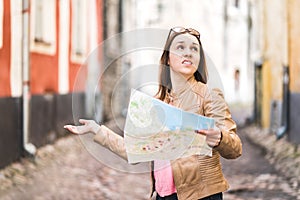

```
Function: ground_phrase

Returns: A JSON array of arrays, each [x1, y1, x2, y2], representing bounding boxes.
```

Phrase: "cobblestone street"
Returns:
[[222, 128, 300, 200], [0, 109, 300, 199], [1, 0, 300, 199], [0, 133, 150, 200]]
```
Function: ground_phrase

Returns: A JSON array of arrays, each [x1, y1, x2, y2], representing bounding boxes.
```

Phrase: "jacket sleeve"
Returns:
[[93, 125, 128, 161], [203, 87, 242, 159]]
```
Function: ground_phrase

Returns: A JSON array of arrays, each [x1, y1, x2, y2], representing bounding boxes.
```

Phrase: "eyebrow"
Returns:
[[176, 41, 199, 46]]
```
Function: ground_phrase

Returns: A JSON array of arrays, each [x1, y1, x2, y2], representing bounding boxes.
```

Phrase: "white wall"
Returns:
[[58, 0, 70, 94], [123, 0, 253, 104], [10, 0, 22, 97]]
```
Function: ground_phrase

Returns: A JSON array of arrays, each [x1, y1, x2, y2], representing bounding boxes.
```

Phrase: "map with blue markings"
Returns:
[[124, 89, 214, 163]]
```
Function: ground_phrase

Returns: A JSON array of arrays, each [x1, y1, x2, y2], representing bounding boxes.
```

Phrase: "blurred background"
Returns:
[[0, 0, 300, 199]]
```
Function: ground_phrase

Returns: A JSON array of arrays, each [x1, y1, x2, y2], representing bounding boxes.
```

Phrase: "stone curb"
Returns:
[[245, 125, 300, 191], [0, 135, 81, 193]]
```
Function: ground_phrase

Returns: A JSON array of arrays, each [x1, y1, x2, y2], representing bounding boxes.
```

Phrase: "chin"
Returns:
[[181, 70, 196, 77]]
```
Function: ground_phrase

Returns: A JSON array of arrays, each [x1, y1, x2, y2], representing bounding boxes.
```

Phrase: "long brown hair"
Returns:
[[156, 29, 208, 101]]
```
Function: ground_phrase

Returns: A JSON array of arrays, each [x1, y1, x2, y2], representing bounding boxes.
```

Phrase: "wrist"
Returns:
[[92, 124, 101, 135]]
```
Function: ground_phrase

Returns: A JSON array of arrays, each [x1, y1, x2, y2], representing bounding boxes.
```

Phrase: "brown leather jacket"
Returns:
[[94, 81, 242, 200]]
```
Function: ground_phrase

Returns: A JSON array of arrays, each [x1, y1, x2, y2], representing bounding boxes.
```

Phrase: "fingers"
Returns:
[[196, 130, 208, 135], [64, 124, 90, 135], [196, 129, 222, 147], [64, 125, 80, 134], [63, 125, 73, 130], [64, 119, 97, 135], [196, 129, 220, 136], [79, 119, 90, 125]]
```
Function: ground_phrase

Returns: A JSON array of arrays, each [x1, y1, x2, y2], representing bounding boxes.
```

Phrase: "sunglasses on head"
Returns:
[[168, 26, 200, 39]]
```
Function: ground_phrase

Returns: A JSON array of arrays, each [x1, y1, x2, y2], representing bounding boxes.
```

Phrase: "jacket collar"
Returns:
[[170, 76, 198, 98]]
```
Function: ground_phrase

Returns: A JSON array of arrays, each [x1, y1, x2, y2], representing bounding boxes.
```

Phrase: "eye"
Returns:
[[176, 44, 184, 50], [191, 46, 199, 52]]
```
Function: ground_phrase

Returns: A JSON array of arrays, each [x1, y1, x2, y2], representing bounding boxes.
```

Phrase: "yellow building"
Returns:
[[253, 0, 300, 143]]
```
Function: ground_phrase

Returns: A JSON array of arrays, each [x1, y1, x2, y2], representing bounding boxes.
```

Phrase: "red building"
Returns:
[[0, 0, 103, 168]]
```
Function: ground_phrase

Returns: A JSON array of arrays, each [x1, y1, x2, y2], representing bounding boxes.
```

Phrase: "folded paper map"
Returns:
[[124, 89, 214, 163]]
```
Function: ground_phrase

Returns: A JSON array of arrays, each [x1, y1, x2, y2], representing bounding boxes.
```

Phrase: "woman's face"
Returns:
[[168, 33, 200, 79]]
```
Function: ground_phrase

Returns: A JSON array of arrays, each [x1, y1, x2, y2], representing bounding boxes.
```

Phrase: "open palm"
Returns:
[[64, 119, 100, 135]]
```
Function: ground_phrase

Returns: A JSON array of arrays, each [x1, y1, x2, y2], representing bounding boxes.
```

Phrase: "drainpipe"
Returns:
[[22, 0, 36, 155], [276, 66, 289, 139], [253, 60, 262, 124]]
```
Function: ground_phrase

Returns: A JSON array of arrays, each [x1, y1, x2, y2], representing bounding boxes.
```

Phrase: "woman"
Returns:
[[64, 27, 242, 200]]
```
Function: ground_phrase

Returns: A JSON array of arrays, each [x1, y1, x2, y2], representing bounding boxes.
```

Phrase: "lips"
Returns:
[[182, 60, 192, 65]]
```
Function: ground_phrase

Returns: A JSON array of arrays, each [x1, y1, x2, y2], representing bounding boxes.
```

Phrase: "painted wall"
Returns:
[[287, 0, 300, 144], [254, 0, 300, 143], [0, 0, 103, 168], [255, 0, 288, 128], [288, 0, 300, 94], [0, 0, 11, 97]]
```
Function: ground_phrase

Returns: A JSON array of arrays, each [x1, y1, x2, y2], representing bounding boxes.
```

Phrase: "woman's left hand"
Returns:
[[196, 128, 222, 148]]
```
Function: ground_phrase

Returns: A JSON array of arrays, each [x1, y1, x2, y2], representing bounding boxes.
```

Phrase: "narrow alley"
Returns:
[[1, 1, 300, 200], [0, 109, 299, 200]]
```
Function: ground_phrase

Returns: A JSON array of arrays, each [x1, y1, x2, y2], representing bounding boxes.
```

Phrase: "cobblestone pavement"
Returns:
[[0, 107, 299, 199], [0, 132, 151, 200], [222, 128, 300, 200]]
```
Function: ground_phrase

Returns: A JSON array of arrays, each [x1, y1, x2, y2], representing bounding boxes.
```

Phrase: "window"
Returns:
[[0, 0, 3, 49], [71, 0, 87, 63], [235, 0, 240, 8], [30, 0, 56, 54]]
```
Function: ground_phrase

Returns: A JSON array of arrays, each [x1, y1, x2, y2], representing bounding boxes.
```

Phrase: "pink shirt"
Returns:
[[154, 160, 177, 197]]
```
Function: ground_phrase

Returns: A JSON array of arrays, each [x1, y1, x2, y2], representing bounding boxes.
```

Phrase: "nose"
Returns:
[[183, 49, 192, 58]]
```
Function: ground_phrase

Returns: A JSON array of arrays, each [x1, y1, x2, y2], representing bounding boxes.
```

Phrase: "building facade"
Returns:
[[0, 0, 103, 168], [252, 0, 300, 143]]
